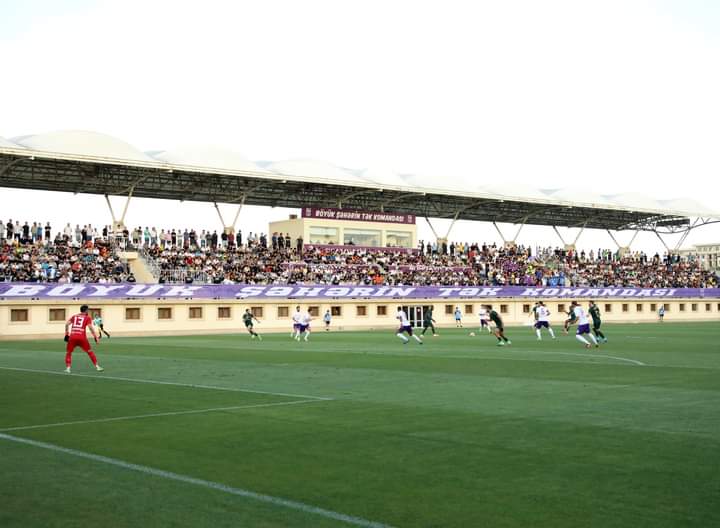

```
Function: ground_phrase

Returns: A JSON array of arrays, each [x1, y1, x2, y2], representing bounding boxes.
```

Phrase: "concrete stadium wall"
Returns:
[[1, 297, 719, 340]]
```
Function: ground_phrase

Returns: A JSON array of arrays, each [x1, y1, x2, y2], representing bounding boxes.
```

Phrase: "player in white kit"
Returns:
[[571, 301, 599, 348], [534, 301, 556, 340], [396, 307, 423, 345], [298, 310, 312, 341], [477, 306, 492, 334], [291, 306, 303, 339]]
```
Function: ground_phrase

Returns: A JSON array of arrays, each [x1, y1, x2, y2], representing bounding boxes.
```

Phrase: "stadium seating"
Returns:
[[1, 222, 716, 287], [0, 226, 132, 283]]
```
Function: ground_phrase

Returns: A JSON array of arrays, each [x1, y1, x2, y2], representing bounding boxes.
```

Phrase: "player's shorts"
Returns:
[[495, 326, 504, 333], [576, 323, 591, 335], [423, 321, 433, 328], [293, 323, 301, 330], [324, 321, 330, 326], [66, 336, 91, 353], [480, 319, 488, 326], [455, 317, 461, 321], [592, 321, 601, 330], [398, 325, 413, 335], [534, 321, 549, 329], [244, 322, 253, 328], [299, 324, 309, 332]]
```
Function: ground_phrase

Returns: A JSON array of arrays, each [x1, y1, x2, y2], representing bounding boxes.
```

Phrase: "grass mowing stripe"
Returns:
[[0, 399, 329, 432], [0, 433, 394, 528], [0, 366, 334, 401]]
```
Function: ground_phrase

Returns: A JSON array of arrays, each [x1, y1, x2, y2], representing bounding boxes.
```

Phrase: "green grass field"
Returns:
[[1, 322, 719, 528]]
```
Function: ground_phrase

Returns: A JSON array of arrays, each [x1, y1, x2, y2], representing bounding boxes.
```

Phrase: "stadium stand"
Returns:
[[1, 221, 716, 287], [0, 221, 132, 283]]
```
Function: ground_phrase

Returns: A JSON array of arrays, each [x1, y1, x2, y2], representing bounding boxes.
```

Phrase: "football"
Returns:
[[469, 332, 476, 336]]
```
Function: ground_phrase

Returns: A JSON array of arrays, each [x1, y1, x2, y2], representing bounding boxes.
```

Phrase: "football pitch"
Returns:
[[1, 322, 719, 528]]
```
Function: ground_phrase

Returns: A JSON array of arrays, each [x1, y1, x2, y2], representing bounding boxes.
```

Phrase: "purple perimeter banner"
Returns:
[[1, 283, 719, 299], [301, 207, 415, 225]]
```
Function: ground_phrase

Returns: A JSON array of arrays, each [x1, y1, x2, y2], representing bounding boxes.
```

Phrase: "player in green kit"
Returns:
[[242, 309, 262, 340], [421, 306, 438, 336], [93, 314, 110, 339], [563, 307, 577, 334], [486, 305, 511, 346], [588, 301, 607, 343]]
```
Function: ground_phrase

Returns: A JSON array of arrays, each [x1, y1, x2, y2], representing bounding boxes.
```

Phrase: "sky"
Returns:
[[1, 0, 719, 252]]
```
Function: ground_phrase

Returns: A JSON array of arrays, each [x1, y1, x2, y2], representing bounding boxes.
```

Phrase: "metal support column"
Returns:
[[105, 189, 133, 232], [493, 222, 508, 244], [553, 226, 567, 246], [606, 229, 622, 249], [653, 230, 671, 252], [444, 211, 461, 240]]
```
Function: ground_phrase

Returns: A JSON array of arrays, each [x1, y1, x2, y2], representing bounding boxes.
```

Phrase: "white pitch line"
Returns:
[[0, 399, 327, 433], [340, 349, 646, 366], [0, 433, 394, 528], [0, 366, 333, 401], [518, 350, 646, 366]]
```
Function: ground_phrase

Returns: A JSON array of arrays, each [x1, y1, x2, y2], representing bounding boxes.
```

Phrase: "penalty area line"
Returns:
[[0, 366, 333, 401], [0, 399, 328, 433], [0, 433, 394, 528]]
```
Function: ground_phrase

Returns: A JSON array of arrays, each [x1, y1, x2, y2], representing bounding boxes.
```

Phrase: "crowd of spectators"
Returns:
[[143, 234, 717, 288], [2, 219, 716, 287], [0, 220, 133, 283]]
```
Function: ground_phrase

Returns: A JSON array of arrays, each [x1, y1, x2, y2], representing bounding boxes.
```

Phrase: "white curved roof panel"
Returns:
[[482, 183, 553, 203], [546, 188, 618, 209], [605, 192, 664, 213], [0, 137, 24, 149], [151, 145, 265, 173], [658, 198, 718, 217], [358, 167, 410, 188], [267, 159, 370, 185], [12, 130, 155, 163]]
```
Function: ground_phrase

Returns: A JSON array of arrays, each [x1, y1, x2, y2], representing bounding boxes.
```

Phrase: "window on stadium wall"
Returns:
[[344, 228, 380, 247], [309, 226, 339, 245], [10, 308, 29, 322], [49, 308, 66, 322], [386, 230, 412, 248]]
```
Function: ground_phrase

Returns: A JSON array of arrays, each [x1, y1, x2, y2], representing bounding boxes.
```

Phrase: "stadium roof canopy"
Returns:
[[1, 130, 718, 233]]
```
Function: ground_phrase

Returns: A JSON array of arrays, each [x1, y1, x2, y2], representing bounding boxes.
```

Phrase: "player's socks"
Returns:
[[535, 329, 541, 340], [257, 335, 262, 341], [505, 339, 511, 345], [549, 328, 555, 338], [396, 333, 409, 343], [588, 334, 598, 346], [87, 350, 98, 365], [575, 335, 590, 346], [412, 335, 422, 343], [64, 367, 71, 373]]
